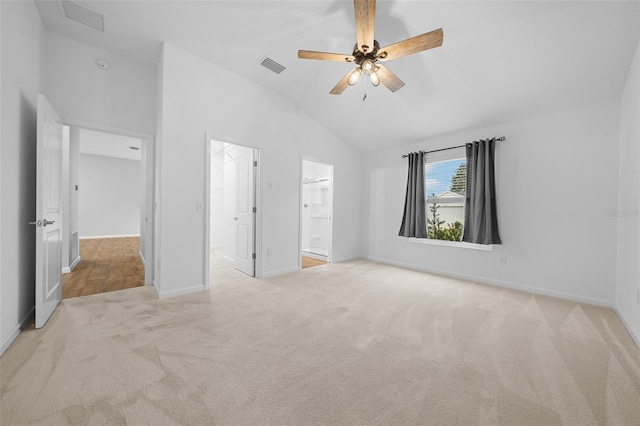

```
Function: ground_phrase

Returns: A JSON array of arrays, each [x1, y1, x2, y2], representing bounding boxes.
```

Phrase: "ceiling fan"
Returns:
[[298, 0, 443, 95]]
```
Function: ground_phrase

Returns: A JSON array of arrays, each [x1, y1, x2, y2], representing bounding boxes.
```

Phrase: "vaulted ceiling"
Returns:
[[35, 1, 640, 153]]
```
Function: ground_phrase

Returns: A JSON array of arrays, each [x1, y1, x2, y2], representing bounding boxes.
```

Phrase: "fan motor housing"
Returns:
[[352, 40, 381, 64]]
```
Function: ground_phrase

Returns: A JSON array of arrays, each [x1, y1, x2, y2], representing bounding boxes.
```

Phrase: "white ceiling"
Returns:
[[36, 1, 640, 153], [78, 128, 142, 161]]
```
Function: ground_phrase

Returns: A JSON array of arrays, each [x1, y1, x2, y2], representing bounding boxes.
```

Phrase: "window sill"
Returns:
[[408, 238, 493, 251]]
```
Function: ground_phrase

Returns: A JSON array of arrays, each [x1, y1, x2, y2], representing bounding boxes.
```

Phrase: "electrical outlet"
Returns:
[[498, 256, 507, 265], [267, 249, 272, 257], [196, 202, 204, 212]]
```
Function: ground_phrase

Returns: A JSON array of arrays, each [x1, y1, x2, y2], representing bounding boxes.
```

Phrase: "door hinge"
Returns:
[[252, 253, 256, 259], [253, 160, 258, 167], [252, 207, 257, 213]]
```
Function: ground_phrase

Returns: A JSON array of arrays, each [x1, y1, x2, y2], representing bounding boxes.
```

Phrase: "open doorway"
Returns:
[[61, 125, 154, 298], [206, 139, 259, 284], [300, 159, 333, 269]]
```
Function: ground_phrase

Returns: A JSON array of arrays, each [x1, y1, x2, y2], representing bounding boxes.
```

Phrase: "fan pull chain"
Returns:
[[362, 78, 367, 101]]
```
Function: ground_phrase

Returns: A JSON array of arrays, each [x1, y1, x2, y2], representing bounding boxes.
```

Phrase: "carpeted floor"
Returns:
[[1, 257, 639, 425]]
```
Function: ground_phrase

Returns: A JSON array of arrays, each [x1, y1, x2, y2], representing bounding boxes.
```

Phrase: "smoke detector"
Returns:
[[96, 59, 110, 70]]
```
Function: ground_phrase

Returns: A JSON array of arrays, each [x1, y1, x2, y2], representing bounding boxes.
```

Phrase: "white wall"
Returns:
[[78, 153, 141, 238], [0, 0, 44, 355], [155, 43, 362, 298], [209, 141, 224, 249], [153, 48, 164, 291], [69, 127, 80, 262], [44, 31, 156, 134], [140, 138, 154, 268], [615, 40, 640, 346], [221, 145, 244, 262], [0, 0, 3, 350], [363, 101, 620, 306], [302, 160, 330, 181], [61, 126, 70, 268]]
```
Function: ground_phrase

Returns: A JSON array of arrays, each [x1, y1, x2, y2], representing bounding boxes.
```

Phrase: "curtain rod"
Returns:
[[401, 137, 506, 158]]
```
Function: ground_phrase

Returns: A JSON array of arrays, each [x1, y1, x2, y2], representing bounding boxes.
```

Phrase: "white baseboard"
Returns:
[[138, 251, 145, 265], [365, 256, 615, 309], [0, 307, 35, 357], [62, 255, 81, 274], [158, 284, 205, 299], [79, 234, 140, 240], [262, 266, 300, 278], [223, 255, 234, 264], [614, 308, 640, 350]]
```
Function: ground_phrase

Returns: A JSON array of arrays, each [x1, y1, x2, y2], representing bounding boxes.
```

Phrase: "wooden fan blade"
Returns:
[[354, 0, 376, 54], [377, 28, 444, 62], [376, 64, 405, 93], [329, 69, 357, 95], [298, 50, 355, 63]]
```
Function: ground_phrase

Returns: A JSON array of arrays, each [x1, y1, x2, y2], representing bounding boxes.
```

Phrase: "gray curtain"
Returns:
[[398, 152, 428, 238], [462, 139, 502, 245]]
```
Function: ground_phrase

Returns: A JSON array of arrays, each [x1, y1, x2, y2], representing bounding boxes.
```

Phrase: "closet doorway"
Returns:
[[207, 140, 259, 279], [300, 159, 333, 269]]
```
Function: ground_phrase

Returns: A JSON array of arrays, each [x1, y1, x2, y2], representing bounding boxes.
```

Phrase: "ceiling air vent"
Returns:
[[60, 0, 105, 32], [260, 57, 286, 74]]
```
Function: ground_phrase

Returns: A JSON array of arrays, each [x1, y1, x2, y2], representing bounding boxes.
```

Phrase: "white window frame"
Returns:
[[417, 147, 492, 251]]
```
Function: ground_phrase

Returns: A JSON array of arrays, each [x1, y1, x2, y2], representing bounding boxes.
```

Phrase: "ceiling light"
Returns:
[[348, 68, 362, 86], [361, 59, 375, 75], [370, 70, 380, 87]]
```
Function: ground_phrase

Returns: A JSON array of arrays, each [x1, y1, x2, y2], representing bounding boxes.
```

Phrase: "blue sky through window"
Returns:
[[425, 158, 465, 197]]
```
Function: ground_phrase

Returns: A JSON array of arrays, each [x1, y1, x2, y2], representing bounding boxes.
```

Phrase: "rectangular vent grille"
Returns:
[[260, 57, 286, 74], [71, 231, 79, 260], [61, 0, 105, 32]]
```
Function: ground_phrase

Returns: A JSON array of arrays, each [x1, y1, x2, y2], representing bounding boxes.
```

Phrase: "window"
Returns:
[[425, 149, 466, 241]]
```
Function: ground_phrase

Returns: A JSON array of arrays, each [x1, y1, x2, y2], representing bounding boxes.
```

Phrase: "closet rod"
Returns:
[[401, 137, 505, 158], [302, 178, 330, 184]]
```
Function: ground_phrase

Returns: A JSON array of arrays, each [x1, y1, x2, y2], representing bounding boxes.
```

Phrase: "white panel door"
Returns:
[[34, 95, 63, 328], [235, 149, 255, 276]]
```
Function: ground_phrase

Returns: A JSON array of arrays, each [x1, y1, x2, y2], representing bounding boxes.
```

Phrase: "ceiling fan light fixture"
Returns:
[[370, 70, 380, 86], [361, 59, 375, 75], [348, 68, 362, 86]]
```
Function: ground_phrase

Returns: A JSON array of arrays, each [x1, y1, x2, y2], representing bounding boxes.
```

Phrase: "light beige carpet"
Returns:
[[1, 257, 639, 425]]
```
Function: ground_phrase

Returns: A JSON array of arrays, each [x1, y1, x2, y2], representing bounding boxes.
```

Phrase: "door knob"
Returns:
[[28, 219, 55, 227], [233, 217, 238, 221]]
